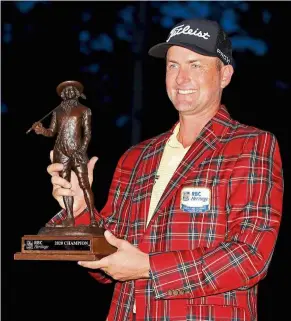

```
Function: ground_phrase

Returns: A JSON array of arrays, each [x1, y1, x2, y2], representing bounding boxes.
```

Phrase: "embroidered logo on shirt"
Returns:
[[180, 187, 211, 213]]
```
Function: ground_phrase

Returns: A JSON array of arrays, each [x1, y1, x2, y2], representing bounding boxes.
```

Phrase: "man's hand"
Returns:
[[47, 150, 98, 216], [78, 230, 150, 281]]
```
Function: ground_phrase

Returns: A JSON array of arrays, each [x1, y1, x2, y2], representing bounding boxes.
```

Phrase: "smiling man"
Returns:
[[47, 19, 284, 321]]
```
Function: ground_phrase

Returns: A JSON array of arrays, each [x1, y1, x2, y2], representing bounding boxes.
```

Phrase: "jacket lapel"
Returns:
[[132, 131, 171, 235], [145, 105, 231, 230], [154, 124, 219, 213]]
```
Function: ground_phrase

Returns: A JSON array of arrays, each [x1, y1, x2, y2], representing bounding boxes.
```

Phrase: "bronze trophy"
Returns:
[[14, 80, 116, 261]]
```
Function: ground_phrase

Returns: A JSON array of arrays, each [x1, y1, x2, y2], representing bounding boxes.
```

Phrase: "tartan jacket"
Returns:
[[50, 105, 283, 321]]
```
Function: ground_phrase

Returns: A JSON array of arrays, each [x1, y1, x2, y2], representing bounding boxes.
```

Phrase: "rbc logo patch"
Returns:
[[180, 187, 211, 213], [182, 191, 190, 201]]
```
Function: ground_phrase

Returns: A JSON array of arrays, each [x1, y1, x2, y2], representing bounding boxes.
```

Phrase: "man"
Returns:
[[47, 19, 283, 321], [33, 80, 97, 227]]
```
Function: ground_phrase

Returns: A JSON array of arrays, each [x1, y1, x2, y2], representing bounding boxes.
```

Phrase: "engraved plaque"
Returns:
[[14, 232, 116, 261]]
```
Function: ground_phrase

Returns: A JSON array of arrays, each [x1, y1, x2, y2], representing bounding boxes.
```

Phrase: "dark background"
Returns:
[[2, 1, 290, 320]]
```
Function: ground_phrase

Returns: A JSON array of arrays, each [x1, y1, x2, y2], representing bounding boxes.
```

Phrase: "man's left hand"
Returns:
[[78, 230, 150, 281]]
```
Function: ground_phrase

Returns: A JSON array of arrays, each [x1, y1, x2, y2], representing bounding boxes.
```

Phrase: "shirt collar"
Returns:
[[167, 105, 232, 142], [167, 123, 188, 149]]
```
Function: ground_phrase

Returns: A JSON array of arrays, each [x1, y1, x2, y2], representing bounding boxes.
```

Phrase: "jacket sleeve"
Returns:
[[149, 132, 284, 299], [94, 147, 139, 238]]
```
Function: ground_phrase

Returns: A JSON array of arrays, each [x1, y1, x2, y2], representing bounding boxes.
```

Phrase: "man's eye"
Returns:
[[192, 64, 201, 69], [168, 64, 178, 69]]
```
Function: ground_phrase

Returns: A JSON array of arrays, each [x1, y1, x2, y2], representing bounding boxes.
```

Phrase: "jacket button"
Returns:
[[167, 290, 173, 296], [179, 289, 185, 295], [173, 290, 179, 296]]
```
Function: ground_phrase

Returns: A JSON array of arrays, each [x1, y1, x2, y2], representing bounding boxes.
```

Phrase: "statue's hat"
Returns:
[[56, 80, 84, 96]]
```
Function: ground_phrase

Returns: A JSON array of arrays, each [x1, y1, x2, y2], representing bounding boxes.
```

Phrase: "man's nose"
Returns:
[[176, 68, 191, 85]]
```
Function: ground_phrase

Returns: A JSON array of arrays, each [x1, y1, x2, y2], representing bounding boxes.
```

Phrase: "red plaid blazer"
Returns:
[[50, 105, 283, 321]]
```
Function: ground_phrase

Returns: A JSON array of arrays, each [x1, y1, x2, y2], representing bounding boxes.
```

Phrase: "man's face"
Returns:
[[64, 86, 77, 99], [166, 46, 233, 116]]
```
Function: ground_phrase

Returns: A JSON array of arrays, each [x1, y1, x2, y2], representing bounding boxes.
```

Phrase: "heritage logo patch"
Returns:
[[180, 187, 211, 213]]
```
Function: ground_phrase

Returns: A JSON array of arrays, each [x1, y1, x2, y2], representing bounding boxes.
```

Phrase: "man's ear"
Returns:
[[220, 65, 234, 89]]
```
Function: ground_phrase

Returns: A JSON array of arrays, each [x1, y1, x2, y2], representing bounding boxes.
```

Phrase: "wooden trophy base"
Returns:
[[14, 225, 116, 261]]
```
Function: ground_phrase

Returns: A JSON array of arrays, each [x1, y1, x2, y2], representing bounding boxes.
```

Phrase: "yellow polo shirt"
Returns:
[[133, 123, 190, 314], [146, 123, 190, 226]]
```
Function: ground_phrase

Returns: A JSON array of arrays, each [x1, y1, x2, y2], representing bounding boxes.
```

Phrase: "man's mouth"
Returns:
[[177, 89, 196, 94]]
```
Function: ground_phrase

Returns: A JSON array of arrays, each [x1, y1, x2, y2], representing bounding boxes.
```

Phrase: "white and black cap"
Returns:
[[148, 18, 233, 65]]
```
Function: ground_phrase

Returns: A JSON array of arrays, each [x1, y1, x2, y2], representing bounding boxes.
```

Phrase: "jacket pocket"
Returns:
[[186, 304, 246, 321]]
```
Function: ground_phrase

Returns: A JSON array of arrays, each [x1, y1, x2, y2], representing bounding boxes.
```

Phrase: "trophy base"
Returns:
[[38, 225, 107, 236], [14, 226, 116, 261], [14, 252, 98, 261]]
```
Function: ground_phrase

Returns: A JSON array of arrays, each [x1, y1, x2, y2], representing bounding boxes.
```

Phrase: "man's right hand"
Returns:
[[47, 151, 98, 217]]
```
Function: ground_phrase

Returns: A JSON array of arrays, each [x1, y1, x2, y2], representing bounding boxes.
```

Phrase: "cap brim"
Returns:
[[148, 41, 217, 59]]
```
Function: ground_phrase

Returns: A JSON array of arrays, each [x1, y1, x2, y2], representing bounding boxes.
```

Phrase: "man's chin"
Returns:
[[174, 102, 193, 112]]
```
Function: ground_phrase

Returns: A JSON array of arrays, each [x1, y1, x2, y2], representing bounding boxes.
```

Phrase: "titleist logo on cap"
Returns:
[[166, 24, 211, 42]]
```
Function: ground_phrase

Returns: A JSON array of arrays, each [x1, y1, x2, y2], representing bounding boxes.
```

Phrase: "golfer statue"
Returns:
[[31, 80, 97, 228]]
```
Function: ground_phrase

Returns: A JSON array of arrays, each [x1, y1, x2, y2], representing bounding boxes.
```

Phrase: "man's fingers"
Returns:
[[50, 150, 54, 163], [53, 186, 75, 197], [88, 156, 98, 172], [104, 230, 120, 249], [47, 163, 64, 177], [51, 176, 71, 189], [78, 256, 108, 269]]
